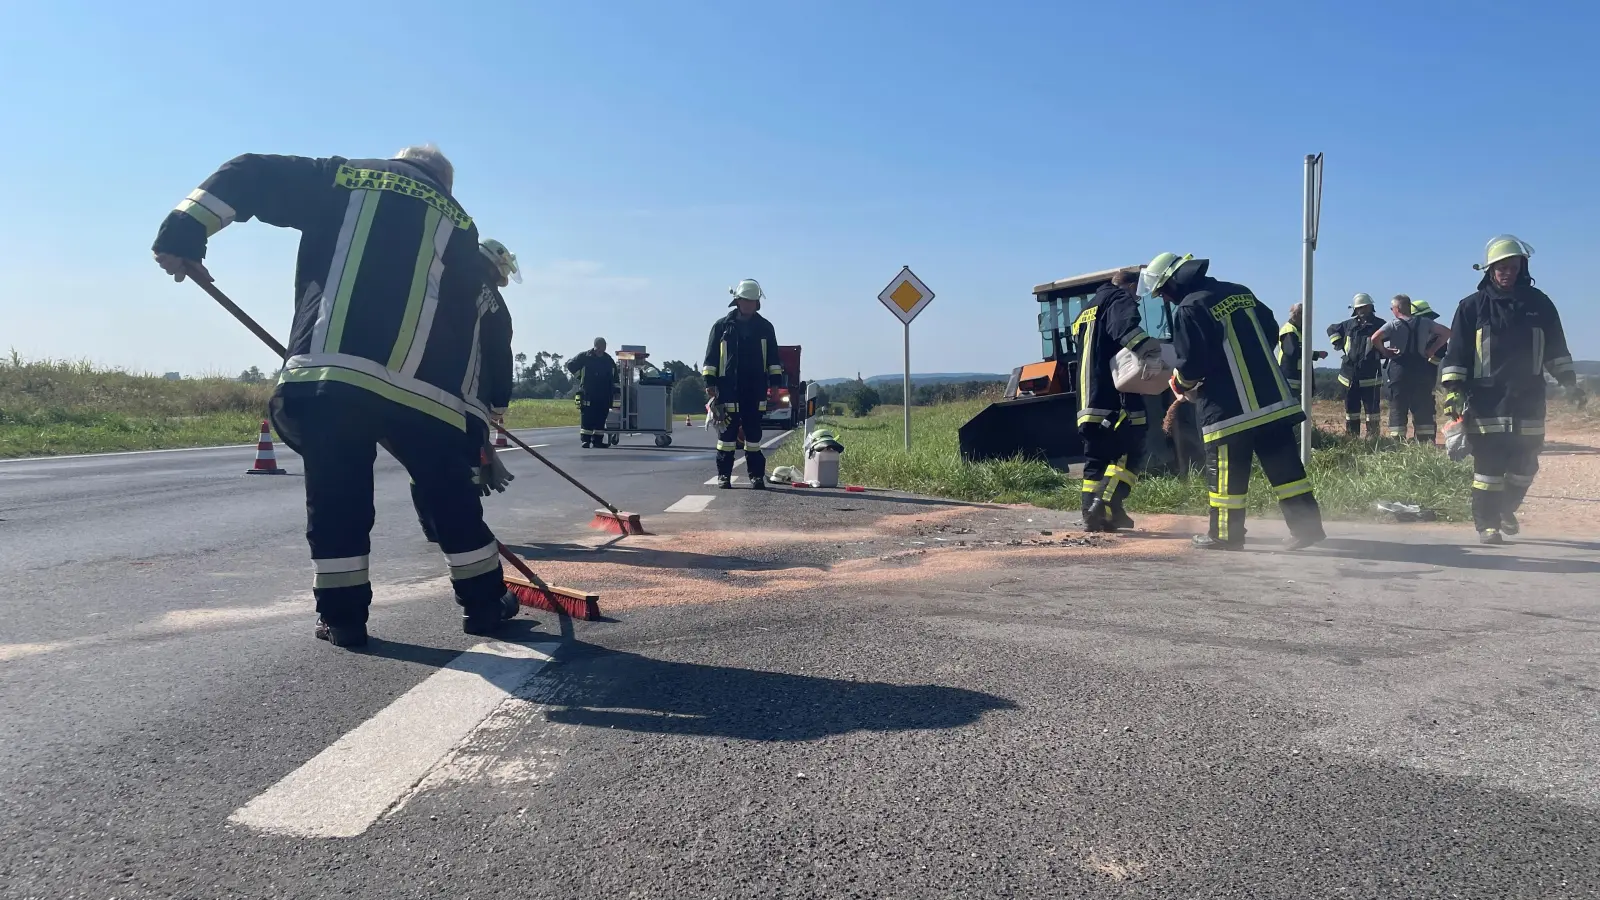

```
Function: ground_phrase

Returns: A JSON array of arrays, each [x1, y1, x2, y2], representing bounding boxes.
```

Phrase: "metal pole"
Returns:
[[903, 322, 912, 451], [1299, 153, 1322, 464]]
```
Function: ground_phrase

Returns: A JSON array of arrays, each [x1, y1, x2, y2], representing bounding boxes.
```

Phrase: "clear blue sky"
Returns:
[[3, 0, 1595, 380]]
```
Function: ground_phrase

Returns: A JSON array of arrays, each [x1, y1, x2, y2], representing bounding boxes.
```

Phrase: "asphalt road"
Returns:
[[3, 431, 1599, 898]]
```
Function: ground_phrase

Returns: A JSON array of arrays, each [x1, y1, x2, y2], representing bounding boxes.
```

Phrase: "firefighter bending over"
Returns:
[[567, 338, 617, 448], [1442, 235, 1585, 544], [1073, 268, 1152, 532], [703, 279, 784, 489], [151, 145, 519, 647], [1328, 294, 1386, 436], [1371, 293, 1449, 444], [1143, 253, 1326, 551]]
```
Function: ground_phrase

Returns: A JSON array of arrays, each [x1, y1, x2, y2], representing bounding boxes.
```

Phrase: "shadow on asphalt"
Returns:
[[505, 541, 816, 573], [358, 629, 1017, 742], [1542, 440, 1600, 455], [1313, 537, 1600, 576]]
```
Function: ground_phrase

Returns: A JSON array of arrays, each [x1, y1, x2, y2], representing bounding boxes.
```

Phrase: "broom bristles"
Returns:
[[589, 509, 645, 535], [504, 574, 602, 620]]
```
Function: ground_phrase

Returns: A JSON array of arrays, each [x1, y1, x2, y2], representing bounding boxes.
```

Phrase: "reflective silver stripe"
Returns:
[[283, 352, 469, 416], [314, 191, 369, 353], [1440, 366, 1468, 381], [445, 542, 498, 568], [1532, 328, 1545, 376], [449, 555, 501, 581], [1507, 473, 1536, 487], [461, 312, 483, 404], [313, 555, 369, 574], [314, 570, 370, 589], [187, 188, 236, 225], [401, 214, 457, 377]]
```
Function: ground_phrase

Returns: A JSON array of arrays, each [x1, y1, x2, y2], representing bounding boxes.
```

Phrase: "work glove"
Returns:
[[1442, 390, 1465, 420], [1312, 350, 1329, 361], [475, 443, 515, 496]]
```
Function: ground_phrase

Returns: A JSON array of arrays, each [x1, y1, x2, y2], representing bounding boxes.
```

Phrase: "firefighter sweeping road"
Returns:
[[3, 422, 1600, 896]]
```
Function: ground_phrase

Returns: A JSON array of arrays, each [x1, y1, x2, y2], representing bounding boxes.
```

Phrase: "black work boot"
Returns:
[[717, 475, 732, 489], [1108, 503, 1135, 531], [462, 592, 520, 636], [1083, 498, 1114, 533], [1478, 528, 1505, 546], [749, 476, 766, 490], [314, 617, 368, 648], [1500, 512, 1521, 536]]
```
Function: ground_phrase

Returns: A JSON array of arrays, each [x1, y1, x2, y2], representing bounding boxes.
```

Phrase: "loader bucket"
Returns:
[[958, 393, 1083, 469]]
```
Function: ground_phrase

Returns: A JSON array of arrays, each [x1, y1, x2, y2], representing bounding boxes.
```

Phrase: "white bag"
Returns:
[[1112, 342, 1177, 395]]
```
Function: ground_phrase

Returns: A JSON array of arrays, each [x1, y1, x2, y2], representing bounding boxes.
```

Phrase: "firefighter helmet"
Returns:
[[1138, 253, 1193, 299], [1473, 234, 1534, 271], [1411, 299, 1438, 320], [1351, 293, 1374, 310], [729, 278, 764, 306], [479, 239, 521, 284]]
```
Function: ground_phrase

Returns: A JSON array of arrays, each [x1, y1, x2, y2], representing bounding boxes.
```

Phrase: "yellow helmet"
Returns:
[[1472, 234, 1533, 271], [1138, 252, 1192, 299]]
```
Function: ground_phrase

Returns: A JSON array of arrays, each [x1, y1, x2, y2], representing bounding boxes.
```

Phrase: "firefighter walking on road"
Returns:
[[1073, 268, 1153, 532], [1328, 294, 1386, 436], [1442, 235, 1585, 544], [703, 279, 784, 489], [1142, 252, 1326, 551], [1371, 294, 1450, 444], [151, 145, 519, 647], [566, 338, 616, 449]]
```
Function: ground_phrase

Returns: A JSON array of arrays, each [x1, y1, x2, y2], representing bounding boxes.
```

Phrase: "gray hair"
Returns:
[[1392, 293, 1412, 314], [593, 337, 607, 349], [392, 144, 454, 192]]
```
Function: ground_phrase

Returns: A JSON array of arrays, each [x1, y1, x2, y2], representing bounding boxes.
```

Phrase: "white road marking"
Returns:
[[0, 429, 567, 465], [228, 638, 561, 839], [495, 444, 548, 453], [664, 494, 714, 513], [701, 429, 793, 485]]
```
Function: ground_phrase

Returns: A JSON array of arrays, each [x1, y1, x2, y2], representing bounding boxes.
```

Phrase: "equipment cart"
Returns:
[[603, 345, 677, 447]]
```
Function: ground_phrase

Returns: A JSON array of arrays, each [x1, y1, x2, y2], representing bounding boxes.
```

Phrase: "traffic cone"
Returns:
[[246, 419, 286, 475], [685, 414, 692, 427], [494, 429, 509, 448]]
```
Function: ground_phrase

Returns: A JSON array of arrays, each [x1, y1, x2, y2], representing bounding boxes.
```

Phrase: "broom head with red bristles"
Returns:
[[589, 508, 646, 535], [504, 573, 602, 620]]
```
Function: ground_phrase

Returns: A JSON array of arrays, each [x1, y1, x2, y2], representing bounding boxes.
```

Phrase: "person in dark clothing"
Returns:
[[1141, 252, 1326, 551], [1073, 268, 1153, 531], [703, 278, 784, 488], [1371, 293, 1450, 444], [1276, 302, 1328, 402], [1441, 235, 1585, 544], [151, 144, 518, 648], [1327, 294, 1386, 436], [566, 338, 617, 448], [413, 239, 519, 542]]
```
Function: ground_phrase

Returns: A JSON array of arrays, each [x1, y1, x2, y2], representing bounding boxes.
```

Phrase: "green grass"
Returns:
[[0, 356, 580, 458], [773, 399, 1475, 521]]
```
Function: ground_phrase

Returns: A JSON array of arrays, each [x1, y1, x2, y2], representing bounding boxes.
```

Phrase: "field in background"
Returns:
[[0, 358, 577, 458], [773, 399, 1478, 521]]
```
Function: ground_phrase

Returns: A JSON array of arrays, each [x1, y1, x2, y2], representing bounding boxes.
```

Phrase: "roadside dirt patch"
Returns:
[[1522, 426, 1600, 534]]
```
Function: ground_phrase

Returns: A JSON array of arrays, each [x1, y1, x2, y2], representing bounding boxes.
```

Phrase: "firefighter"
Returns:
[[1142, 252, 1326, 551], [1327, 294, 1386, 436], [1370, 294, 1450, 444], [703, 278, 784, 489], [1441, 235, 1585, 544], [152, 145, 519, 647], [413, 238, 519, 542], [1276, 302, 1328, 402], [1073, 268, 1152, 531], [566, 338, 616, 448]]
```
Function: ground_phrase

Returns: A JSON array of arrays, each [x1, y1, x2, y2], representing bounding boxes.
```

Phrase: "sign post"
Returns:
[[877, 266, 935, 451], [1300, 153, 1324, 465]]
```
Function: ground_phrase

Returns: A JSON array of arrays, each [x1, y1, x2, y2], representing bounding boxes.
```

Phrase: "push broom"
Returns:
[[491, 427, 646, 536], [181, 265, 602, 619]]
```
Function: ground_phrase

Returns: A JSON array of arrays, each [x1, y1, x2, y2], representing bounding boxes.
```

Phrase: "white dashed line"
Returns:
[[664, 495, 715, 513], [228, 639, 560, 839]]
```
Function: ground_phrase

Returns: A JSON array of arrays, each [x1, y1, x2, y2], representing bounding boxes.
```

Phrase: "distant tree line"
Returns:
[[509, 350, 710, 414]]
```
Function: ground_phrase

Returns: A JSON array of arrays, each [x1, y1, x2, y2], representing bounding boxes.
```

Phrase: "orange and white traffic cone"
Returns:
[[246, 419, 286, 475], [685, 414, 692, 427], [494, 429, 509, 448]]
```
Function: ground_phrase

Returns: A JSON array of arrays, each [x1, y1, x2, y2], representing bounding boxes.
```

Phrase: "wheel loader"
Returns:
[[957, 266, 1204, 475]]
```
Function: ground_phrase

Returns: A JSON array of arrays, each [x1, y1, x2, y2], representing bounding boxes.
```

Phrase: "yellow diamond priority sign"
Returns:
[[878, 266, 934, 325]]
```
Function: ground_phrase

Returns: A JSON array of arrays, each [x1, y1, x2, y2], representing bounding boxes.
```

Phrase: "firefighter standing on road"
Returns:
[[1073, 268, 1153, 532], [703, 279, 784, 489], [151, 145, 519, 648], [1328, 294, 1386, 436], [566, 338, 616, 449], [1441, 235, 1585, 544], [1143, 252, 1327, 551], [413, 239, 519, 541], [1276, 302, 1328, 403], [1370, 294, 1450, 444]]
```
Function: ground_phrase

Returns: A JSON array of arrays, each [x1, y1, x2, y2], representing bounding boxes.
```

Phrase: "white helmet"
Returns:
[[1138, 252, 1192, 299], [729, 278, 764, 305], [479, 239, 521, 284], [1351, 292, 1374, 310]]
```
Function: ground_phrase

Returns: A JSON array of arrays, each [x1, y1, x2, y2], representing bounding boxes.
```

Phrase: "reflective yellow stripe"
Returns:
[[1122, 329, 1150, 351], [1338, 373, 1351, 387], [324, 191, 382, 353], [1474, 327, 1488, 380], [720, 340, 728, 381], [716, 440, 739, 451], [1273, 478, 1312, 500], [333, 165, 471, 229], [277, 364, 466, 430], [1202, 402, 1303, 443], [1472, 475, 1505, 492], [175, 198, 223, 236], [388, 205, 444, 369], [1208, 491, 1247, 509], [701, 365, 718, 377]]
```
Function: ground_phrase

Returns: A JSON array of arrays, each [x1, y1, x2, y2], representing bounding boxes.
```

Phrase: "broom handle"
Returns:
[[185, 266, 289, 360], [494, 426, 620, 515], [497, 542, 550, 589]]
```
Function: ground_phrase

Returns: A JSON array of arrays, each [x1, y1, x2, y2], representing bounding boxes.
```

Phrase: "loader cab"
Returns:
[[1030, 267, 1172, 394]]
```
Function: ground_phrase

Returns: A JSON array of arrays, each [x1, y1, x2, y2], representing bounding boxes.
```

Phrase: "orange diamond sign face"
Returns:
[[878, 267, 934, 325]]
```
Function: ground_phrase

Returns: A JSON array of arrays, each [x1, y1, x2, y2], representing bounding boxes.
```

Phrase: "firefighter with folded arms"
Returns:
[[151, 145, 520, 647], [1370, 293, 1450, 444], [413, 238, 519, 542], [1142, 252, 1327, 551], [703, 279, 784, 489], [1073, 268, 1153, 532], [566, 338, 617, 449], [1327, 293, 1386, 436], [1441, 235, 1585, 544]]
